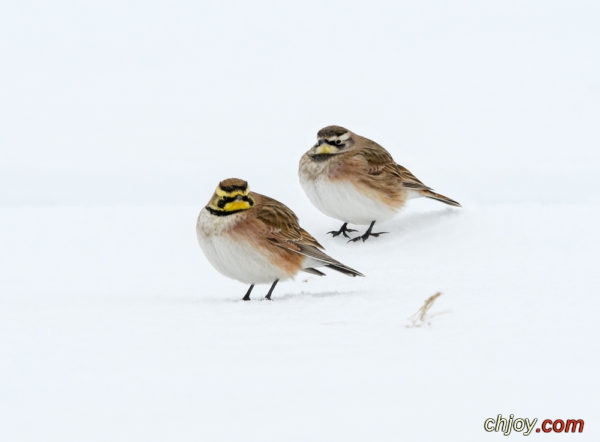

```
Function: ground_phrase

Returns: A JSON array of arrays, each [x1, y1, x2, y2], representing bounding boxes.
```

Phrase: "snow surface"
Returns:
[[2, 201, 599, 441], [1, 1, 600, 441]]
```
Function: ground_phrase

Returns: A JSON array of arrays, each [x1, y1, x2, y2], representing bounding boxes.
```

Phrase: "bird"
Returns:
[[299, 125, 461, 242], [196, 178, 364, 300]]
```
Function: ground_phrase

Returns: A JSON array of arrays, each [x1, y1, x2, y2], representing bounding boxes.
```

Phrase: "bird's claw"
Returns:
[[347, 231, 389, 243], [327, 223, 357, 238]]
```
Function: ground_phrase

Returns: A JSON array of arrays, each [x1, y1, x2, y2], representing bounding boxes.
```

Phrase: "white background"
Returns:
[[1, 1, 599, 440]]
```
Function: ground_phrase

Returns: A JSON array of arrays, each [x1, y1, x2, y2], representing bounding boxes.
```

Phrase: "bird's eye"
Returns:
[[335, 139, 342, 145]]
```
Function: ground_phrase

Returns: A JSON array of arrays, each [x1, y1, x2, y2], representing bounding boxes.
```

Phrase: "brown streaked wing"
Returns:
[[253, 193, 323, 249], [353, 140, 433, 191], [355, 139, 396, 171], [347, 138, 404, 179], [253, 193, 364, 277], [395, 164, 432, 191]]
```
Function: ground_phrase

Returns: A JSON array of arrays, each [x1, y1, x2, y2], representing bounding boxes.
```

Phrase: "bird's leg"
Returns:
[[327, 222, 357, 238], [242, 284, 254, 301], [348, 221, 388, 242], [264, 279, 279, 300]]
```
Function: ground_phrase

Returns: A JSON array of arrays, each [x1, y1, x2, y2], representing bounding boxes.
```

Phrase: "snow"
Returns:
[[2, 200, 598, 440], [1, 1, 599, 441]]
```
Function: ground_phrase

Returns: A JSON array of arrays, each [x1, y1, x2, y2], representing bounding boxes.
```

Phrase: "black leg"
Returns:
[[264, 279, 279, 300], [242, 284, 254, 301], [348, 220, 388, 242], [327, 222, 357, 238]]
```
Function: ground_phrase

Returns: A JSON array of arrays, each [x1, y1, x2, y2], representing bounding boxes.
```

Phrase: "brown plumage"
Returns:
[[197, 178, 363, 300], [245, 192, 363, 277], [299, 126, 461, 241]]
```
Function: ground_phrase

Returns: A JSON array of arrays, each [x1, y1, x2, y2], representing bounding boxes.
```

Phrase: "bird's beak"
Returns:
[[315, 143, 338, 155]]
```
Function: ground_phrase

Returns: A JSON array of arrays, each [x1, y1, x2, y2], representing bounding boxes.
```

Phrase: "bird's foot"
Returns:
[[327, 222, 357, 239], [347, 230, 388, 243], [347, 221, 388, 242]]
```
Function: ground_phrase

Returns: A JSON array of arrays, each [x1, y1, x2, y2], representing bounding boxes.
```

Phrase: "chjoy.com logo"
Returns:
[[484, 414, 584, 436]]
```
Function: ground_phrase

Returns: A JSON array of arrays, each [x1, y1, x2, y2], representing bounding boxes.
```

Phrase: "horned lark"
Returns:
[[299, 125, 461, 242], [196, 178, 363, 300]]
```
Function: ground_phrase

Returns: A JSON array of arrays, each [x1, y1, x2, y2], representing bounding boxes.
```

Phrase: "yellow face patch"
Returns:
[[222, 200, 252, 212], [315, 144, 339, 155]]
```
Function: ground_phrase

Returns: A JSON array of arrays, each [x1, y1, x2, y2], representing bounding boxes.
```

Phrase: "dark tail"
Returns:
[[420, 189, 461, 207], [292, 243, 365, 277], [325, 263, 364, 277]]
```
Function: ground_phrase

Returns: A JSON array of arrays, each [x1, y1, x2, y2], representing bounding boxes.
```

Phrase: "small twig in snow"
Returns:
[[406, 292, 443, 328]]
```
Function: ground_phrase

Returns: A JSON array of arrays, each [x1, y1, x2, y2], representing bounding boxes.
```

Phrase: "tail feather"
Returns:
[[420, 189, 461, 207], [269, 238, 364, 278], [396, 164, 461, 207], [302, 267, 326, 276], [294, 243, 364, 277], [324, 263, 364, 277]]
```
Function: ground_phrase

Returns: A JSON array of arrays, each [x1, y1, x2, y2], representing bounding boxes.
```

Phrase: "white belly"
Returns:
[[299, 177, 398, 225], [196, 209, 296, 284]]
